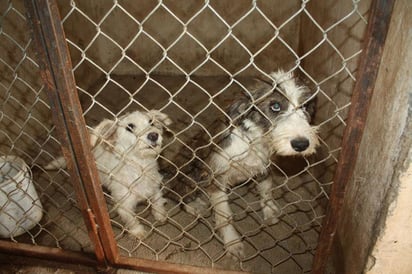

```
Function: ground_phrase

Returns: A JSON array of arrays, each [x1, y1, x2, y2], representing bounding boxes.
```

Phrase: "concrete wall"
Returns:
[[337, 0, 412, 273], [59, 0, 301, 89], [300, 0, 371, 165], [0, 1, 51, 161], [366, 159, 412, 274]]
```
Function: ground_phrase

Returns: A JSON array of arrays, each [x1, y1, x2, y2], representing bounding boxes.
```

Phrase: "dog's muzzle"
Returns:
[[270, 110, 319, 156], [147, 132, 160, 147]]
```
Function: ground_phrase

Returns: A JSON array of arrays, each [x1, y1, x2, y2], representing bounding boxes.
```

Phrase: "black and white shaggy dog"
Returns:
[[186, 69, 319, 258]]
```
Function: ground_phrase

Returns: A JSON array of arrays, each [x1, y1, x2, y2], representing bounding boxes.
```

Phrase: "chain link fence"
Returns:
[[0, 0, 92, 252], [1, 0, 370, 272]]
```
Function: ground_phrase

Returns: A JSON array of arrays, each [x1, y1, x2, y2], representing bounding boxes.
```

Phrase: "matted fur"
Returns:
[[45, 110, 172, 238], [186, 69, 320, 259]]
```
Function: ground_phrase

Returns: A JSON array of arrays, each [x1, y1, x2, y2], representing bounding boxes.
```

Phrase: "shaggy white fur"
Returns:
[[45, 110, 172, 238]]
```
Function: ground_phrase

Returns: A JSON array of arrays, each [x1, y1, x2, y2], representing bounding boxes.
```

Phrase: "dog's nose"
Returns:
[[147, 132, 159, 142], [291, 138, 310, 152]]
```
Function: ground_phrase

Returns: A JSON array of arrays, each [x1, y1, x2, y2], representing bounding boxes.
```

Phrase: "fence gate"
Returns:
[[0, 0, 394, 273]]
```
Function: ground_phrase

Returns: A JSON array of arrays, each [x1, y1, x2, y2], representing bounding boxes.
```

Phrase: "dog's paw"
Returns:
[[153, 209, 167, 223], [262, 201, 280, 225], [152, 198, 168, 223], [264, 214, 279, 225], [184, 197, 210, 216], [128, 224, 147, 239], [221, 225, 244, 260], [154, 212, 167, 223], [225, 241, 245, 260]]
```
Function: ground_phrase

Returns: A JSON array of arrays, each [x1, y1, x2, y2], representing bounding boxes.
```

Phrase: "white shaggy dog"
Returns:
[[45, 110, 172, 238], [188, 70, 320, 258]]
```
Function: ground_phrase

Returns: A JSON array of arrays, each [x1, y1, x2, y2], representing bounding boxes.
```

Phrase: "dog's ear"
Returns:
[[89, 119, 117, 148], [149, 110, 173, 127], [304, 95, 317, 123], [227, 100, 251, 123], [251, 77, 275, 97], [294, 75, 317, 122], [253, 76, 274, 88]]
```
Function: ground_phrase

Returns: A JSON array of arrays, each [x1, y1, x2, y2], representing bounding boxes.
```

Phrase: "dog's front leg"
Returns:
[[150, 191, 168, 223], [257, 175, 280, 224], [112, 190, 146, 239], [210, 186, 244, 259]]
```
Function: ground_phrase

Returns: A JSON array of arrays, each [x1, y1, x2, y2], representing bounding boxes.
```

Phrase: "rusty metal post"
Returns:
[[0, 241, 97, 266], [312, 0, 395, 273], [24, 0, 119, 268]]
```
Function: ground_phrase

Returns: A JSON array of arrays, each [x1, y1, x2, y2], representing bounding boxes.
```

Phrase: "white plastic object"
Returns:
[[0, 155, 43, 238]]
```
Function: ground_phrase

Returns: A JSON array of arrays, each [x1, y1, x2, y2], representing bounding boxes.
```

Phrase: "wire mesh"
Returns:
[[58, 0, 369, 272], [1, 0, 370, 273], [0, 0, 92, 253]]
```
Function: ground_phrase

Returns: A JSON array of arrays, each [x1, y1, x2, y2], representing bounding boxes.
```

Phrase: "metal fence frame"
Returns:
[[0, 0, 394, 273]]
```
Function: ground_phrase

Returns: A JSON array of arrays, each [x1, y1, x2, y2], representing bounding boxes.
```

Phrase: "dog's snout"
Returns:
[[291, 138, 310, 152], [147, 132, 159, 142]]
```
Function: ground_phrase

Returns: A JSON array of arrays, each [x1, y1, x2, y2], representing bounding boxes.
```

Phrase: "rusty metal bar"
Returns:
[[116, 256, 248, 274], [24, 0, 118, 267], [311, 0, 395, 273], [0, 241, 97, 266]]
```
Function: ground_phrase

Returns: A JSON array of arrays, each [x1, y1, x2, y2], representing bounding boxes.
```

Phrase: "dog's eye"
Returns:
[[148, 119, 154, 126], [270, 102, 281, 112], [126, 123, 135, 132]]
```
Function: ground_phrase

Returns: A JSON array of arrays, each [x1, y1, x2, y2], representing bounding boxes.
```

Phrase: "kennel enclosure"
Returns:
[[0, 0, 396, 273]]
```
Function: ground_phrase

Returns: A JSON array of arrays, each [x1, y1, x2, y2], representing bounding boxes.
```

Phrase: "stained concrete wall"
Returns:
[[0, 1, 51, 160], [300, 0, 371, 187], [366, 158, 412, 274], [59, 0, 301, 86], [336, 0, 412, 273]]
